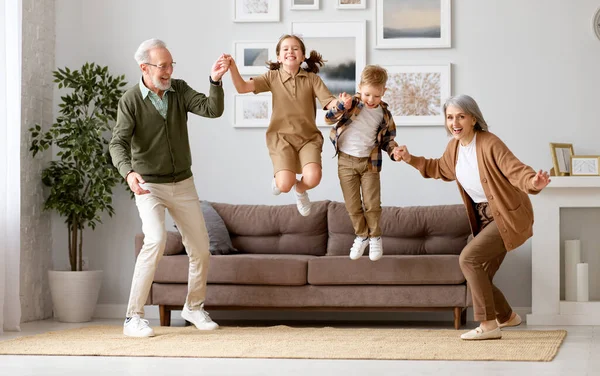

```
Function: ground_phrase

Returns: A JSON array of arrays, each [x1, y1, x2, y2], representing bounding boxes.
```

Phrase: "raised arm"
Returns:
[[492, 138, 549, 194], [397, 142, 457, 182], [227, 56, 255, 94]]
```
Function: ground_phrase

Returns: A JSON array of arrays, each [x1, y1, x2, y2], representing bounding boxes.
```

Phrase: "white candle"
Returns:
[[565, 240, 581, 301], [577, 263, 589, 302]]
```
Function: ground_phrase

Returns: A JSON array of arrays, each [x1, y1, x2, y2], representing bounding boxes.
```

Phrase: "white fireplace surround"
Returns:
[[527, 176, 600, 325]]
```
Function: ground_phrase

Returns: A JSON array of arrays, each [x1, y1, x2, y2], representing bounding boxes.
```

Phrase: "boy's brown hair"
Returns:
[[266, 34, 326, 74], [359, 65, 388, 88]]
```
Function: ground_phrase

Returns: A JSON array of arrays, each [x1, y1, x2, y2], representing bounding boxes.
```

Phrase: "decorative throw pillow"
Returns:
[[164, 231, 185, 255], [200, 201, 238, 255]]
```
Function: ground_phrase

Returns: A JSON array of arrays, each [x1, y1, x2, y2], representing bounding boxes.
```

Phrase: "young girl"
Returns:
[[227, 34, 338, 216]]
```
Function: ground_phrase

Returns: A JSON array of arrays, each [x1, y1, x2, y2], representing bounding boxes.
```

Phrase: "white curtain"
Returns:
[[0, 0, 22, 333]]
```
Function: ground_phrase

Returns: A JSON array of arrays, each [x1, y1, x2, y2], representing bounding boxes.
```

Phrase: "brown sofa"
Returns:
[[135, 201, 473, 329]]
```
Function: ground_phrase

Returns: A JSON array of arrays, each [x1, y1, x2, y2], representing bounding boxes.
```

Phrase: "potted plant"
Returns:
[[29, 63, 127, 322]]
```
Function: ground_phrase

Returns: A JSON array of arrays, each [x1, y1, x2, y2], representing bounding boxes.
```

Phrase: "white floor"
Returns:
[[0, 319, 598, 376]]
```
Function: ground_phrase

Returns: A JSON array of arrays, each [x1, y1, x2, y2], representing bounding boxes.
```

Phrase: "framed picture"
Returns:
[[549, 143, 574, 176], [234, 94, 273, 128], [291, 21, 366, 126], [382, 64, 451, 126], [233, 41, 276, 75], [291, 0, 319, 10], [337, 0, 366, 10], [376, 0, 451, 49], [571, 155, 600, 176], [234, 0, 280, 23]]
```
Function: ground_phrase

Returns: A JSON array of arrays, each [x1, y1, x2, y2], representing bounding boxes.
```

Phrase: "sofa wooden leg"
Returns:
[[461, 307, 467, 326], [453, 307, 462, 330], [159, 305, 171, 326]]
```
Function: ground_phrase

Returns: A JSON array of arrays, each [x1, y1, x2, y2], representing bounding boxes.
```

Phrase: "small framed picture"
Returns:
[[233, 41, 276, 75], [382, 64, 451, 126], [291, 0, 319, 10], [337, 0, 366, 10], [376, 0, 451, 49], [234, 0, 280, 23], [571, 155, 600, 176], [234, 94, 272, 128], [549, 143, 574, 176]]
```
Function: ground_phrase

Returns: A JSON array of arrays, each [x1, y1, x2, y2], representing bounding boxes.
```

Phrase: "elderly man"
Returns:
[[109, 38, 229, 337]]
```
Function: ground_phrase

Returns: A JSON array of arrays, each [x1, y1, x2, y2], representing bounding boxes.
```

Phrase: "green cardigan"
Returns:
[[109, 78, 224, 183]]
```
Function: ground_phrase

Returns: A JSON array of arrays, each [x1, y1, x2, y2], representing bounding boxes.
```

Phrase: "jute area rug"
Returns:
[[0, 325, 566, 361]]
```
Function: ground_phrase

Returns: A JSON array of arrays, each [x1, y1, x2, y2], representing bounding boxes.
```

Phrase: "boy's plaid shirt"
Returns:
[[326, 94, 398, 172]]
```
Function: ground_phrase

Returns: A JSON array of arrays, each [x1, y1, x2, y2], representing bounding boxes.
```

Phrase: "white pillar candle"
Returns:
[[565, 240, 581, 301], [577, 263, 589, 302]]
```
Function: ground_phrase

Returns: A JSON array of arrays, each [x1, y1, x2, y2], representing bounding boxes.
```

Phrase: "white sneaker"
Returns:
[[369, 237, 383, 261], [349, 236, 369, 260], [123, 316, 155, 338], [271, 178, 281, 196], [294, 186, 311, 216], [181, 304, 219, 330]]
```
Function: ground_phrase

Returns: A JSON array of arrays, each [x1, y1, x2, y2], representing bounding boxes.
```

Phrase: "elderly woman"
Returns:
[[395, 94, 550, 340]]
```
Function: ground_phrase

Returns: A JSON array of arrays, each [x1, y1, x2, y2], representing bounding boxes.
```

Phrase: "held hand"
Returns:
[[127, 172, 150, 195], [531, 169, 551, 191], [338, 92, 352, 109], [211, 54, 231, 82], [395, 145, 411, 163]]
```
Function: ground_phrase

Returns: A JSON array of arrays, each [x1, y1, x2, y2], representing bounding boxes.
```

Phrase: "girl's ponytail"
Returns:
[[302, 50, 326, 74]]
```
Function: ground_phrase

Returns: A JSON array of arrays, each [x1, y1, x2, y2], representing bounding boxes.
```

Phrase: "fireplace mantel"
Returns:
[[527, 176, 600, 325]]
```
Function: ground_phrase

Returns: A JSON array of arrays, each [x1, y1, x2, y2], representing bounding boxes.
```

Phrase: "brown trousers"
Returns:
[[459, 202, 512, 322], [337, 152, 382, 238]]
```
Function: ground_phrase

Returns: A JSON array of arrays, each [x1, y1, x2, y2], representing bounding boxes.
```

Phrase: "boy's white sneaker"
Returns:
[[181, 304, 219, 330], [123, 316, 155, 338], [294, 187, 312, 216], [369, 237, 383, 261], [349, 236, 369, 260], [271, 178, 281, 196]]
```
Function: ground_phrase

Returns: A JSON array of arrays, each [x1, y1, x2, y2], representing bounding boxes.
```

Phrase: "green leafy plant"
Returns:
[[29, 63, 127, 271]]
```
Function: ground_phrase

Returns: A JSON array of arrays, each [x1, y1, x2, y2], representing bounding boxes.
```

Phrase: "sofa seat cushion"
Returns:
[[307, 255, 465, 285], [154, 254, 315, 285], [327, 202, 471, 256]]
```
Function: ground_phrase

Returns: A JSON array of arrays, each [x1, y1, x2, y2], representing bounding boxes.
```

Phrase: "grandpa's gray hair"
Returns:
[[134, 38, 167, 65], [443, 94, 489, 132]]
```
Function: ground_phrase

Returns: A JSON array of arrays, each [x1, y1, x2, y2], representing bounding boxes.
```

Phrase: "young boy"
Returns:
[[325, 65, 400, 261]]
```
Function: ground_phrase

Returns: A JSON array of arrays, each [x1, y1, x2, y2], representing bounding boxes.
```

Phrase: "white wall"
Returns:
[[52, 0, 600, 313]]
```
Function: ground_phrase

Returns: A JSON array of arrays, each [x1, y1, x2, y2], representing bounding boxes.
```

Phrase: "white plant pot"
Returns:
[[48, 270, 103, 323]]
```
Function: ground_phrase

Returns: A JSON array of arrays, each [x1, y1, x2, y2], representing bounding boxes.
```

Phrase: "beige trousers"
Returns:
[[337, 152, 382, 238], [459, 202, 512, 322], [127, 177, 210, 317]]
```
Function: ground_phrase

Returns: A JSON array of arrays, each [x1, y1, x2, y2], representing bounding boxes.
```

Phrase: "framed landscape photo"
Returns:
[[382, 64, 451, 126], [571, 155, 600, 176], [234, 0, 280, 22], [549, 143, 574, 176], [233, 41, 276, 75], [337, 0, 366, 10], [291, 0, 319, 10], [376, 0, 451, 49], [291, 21, 366, 126], [234, 94, 273, 128]]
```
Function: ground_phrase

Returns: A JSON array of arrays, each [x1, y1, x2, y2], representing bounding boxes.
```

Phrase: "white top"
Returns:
[[455, 134, 487, 203], [338, 105, 384, 158]]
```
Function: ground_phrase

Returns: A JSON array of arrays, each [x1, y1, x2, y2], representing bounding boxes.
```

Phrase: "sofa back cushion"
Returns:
[[211, 201, 329, 256], [327, 202, 470, 256]]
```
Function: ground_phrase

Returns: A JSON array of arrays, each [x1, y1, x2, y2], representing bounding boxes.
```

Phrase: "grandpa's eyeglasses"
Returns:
[[145, 62, 176, 71]]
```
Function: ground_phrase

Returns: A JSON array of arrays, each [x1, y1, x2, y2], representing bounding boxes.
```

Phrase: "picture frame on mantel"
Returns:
[[234, 0, 280, 23], [549, 142, 574, 176], [571, 155, 600, 176], [376, 0, 451, 49]]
